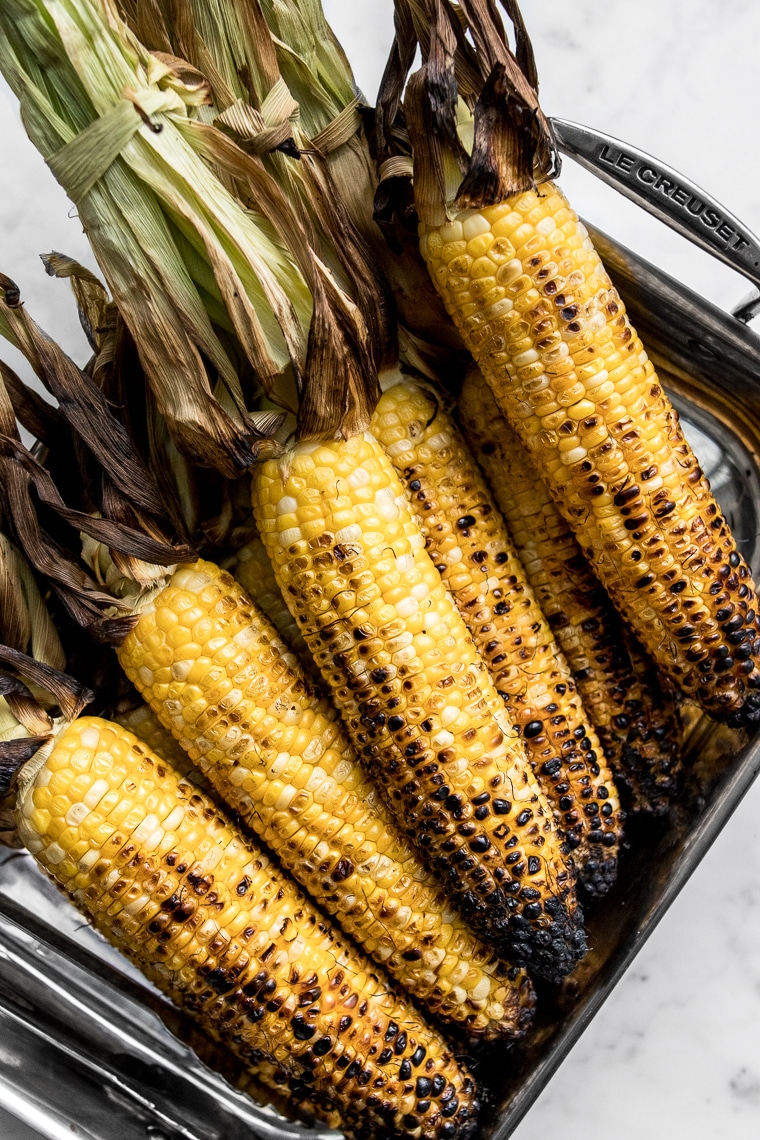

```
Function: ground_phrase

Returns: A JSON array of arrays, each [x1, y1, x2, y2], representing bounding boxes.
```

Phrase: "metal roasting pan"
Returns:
[[2, 125, 760, 1140]]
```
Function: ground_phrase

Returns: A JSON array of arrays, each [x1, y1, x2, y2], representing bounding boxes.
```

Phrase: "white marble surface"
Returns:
[[2, 1, 760, 1138]]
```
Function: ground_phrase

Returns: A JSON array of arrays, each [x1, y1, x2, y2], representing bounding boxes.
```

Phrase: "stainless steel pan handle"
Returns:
[[551, 119, 760, 323]]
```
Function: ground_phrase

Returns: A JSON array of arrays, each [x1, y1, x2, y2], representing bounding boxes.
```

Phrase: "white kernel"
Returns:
[[514, 348, 539, 367], [639, 350, 648, 364], [34, 767, 52, 787], [536, 216, 556, 235], [133, 814, 159, 843], [142, 828, 165, 852], [277, 495, 299, 514], [426, 431, 451, 451], [385, 438, 412, 458], [124, 893, 150, 917], [471, 976, 492, 1002], [279, 527, 301, 546], [396, 596, 419, 618], [432, 730, 455, 749], [274, 785, 296, 811], [409, 531, 425, 550], [229, 765, 247, 786], [269, 752, 290, 778], [423, 611, 440, 630], [80, 727, 101, 751], [138, 666, 153, 688], [83, 779, 110, 809], [45, 843, 66, 865], [485, 297, 514, 318], [411, 582, 430, 601], [347, 466, 370, 489], [78, 849, 100, 871], [461, 213, 491, 240], [584, 368, 609, 389], [439, 220, 464, 243], [560, 446, 586, 465], [65, 802, 90, 827], [335, 524, 362, 543], [305, 766, 328, 793], [184, 570, 214, 594], [396, 553, 414, 574], [200, 844, 225, 871], [163, 805, 185, 832], [441, 707, 460, 726], [171, 659, 193, 682]]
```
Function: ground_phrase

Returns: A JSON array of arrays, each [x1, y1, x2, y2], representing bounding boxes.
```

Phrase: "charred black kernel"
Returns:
[[670, 579, 687, 594], [714, 656, 735, 673], [515, 809, 533, 826], [344, 1059, 362, 1080], [493, 600, 510, 617], [468, 834, 491, 852], [523, 902, 542, 919], [724, 614, 744, 632], [542, 758, 562, 776], [290, 1016, 316, 1041], [403, 1116, 420, 1131], [457, 515, 476, 529], [433, 785, 450, 800], [472, 792, 490, 805], [442, 1097, 460, 1118], [312, 1036, 332, 1056], [331, 859, 354, 883], [402, 947, 423, 961], [385, 1021, 398, 1041], [492, 798, 511, 814], [371, 667, 390, 683], [399, 1059, 412, 1080], [411, 1046, 426, 1067], [524, 720, 543, 739], [339, 1016, 352, 1033], [471, 549, 488, 564], [378, 1048, 393, 1065], [409, 479, 421, 491], [236, 876, 251, 896], [445, 794, 463, 812], [559, 796, 574, 811], [388, 715, 405, 732], [440, 1125, 458, 1139], [603, 832, 617, 847], [588, 829, 605, 844], [716, 606, 733, 621], [431, 1075, 447, 1098], [526, 857, 541, 876], [394, 1032, 408, 1054], [601, 802, 613, 816], [635, 573, 655, 588], [417, 1100, 431, 1115], [475, 805, 490, 820], [415, 1076, 433, 1098], [730, 551, 741, 567]]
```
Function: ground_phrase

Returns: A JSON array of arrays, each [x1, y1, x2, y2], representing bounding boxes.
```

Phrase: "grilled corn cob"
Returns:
[[459, 368, 683, 814], [252, 434, 586, 979], [13, 717, 479, 1140], [370, 377, 621, 893], [115, 559, 533, 1039], [419, 185, 760, 724]]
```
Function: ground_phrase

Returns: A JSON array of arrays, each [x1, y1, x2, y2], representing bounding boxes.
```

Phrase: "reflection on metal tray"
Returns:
[[3, 158, 760, 1140]]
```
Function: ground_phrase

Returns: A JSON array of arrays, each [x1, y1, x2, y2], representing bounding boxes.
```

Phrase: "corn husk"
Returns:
[[0, 0, 322, 471]]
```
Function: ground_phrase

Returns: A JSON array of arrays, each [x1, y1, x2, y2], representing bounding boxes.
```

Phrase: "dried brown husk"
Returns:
[[378, 0, 559, 227]]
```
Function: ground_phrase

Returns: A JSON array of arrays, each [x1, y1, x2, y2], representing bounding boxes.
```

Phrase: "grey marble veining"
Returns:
[[2, 1, 760, 1137]]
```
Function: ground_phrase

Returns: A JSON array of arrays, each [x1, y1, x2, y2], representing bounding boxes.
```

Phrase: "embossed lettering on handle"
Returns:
[[552, 119, 760, 318]]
